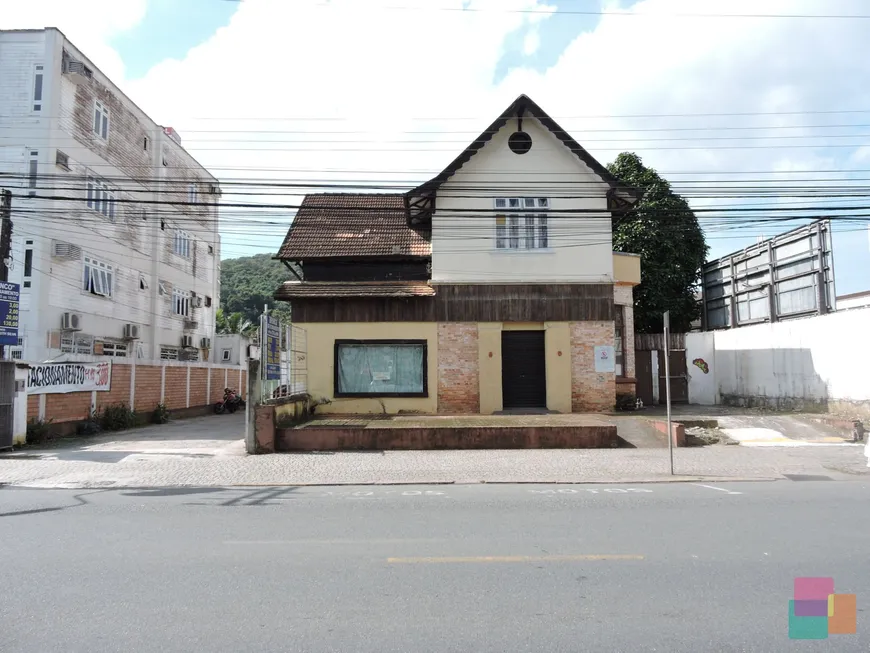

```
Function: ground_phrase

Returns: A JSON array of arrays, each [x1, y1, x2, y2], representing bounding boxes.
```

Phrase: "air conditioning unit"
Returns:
[[53, 241, 82, 260], [195, 297, 203, 308], [63, 60, 92, 84], [181, 335, 194, 349], [208, 184, 221, 195], [61, 312, 82, 331], [200, 337, 211, 349], [123, 324, 140, 340]]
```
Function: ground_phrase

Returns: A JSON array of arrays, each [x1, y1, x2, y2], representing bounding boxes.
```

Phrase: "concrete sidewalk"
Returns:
[[0, 412, 866, 487]]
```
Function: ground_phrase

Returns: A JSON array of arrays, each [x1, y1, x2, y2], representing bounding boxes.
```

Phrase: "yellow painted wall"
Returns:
[[544, 322, 572, 413], [478, 323, 503, 414], [613, 252, 641, 286], [303, 322, 438, 414]]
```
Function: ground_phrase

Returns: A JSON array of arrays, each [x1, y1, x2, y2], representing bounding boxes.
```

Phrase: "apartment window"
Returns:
[[139, 275, 148, 291], [143, 136, 149, 151], [160, 346, 179, 361], [173, 288, 191, 316], [494, 197, 549, 250], [83, 255, 114, 298], [221, 349, 231, 362], [10, 350, 23, 360], [23, 246, 32, 289], [86, 175, 116, 220], [93, 100, 109, 139], [28, 151, 38, 197], [334, 340, 427, 397], [207, 244, 214, 255], [615, 307, 625, 377], [101, 342, 128, 358], [32, 65, 44, 112], [188, 184, 198, 204], [56, 150, 70, 170], [205, 296, 212, 307], [61, 333, 94, 355], [173, 230, 191, 258]]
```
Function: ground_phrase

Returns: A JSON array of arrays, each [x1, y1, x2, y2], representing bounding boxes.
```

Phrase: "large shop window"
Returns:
[[335, 340, 427, 397]]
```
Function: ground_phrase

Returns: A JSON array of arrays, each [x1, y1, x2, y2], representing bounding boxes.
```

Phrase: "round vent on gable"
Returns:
[[508, 131, 532, 155]]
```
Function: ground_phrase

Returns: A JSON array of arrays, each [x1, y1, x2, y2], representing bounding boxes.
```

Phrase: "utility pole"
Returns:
[[664, 311, 674, 475], [0, 190, 12, 359]]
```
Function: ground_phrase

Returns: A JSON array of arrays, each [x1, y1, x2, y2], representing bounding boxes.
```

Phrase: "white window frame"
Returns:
[[32, 64, 44, 112], [61, 333, 94, 355], [221, 348, 232, 362], [173, 288, 191, 317], [160, 346, 179, 361], [27, 150, 38, 197], [93, 100, 109, 140], [173, 230, 191, 258], [86, 175, 116, 220], [83, 255, 114, 298], [494, 197, 550, 251], [188, 184, 198, 204], [101, 342, 128, 358]]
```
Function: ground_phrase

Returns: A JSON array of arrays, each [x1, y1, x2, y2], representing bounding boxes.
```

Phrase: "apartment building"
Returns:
[[0, 27, 220, 363]]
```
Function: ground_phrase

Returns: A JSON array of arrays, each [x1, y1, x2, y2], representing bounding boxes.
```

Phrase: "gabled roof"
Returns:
[[276, 193, 431, 260], [410, 94, 640, 200]]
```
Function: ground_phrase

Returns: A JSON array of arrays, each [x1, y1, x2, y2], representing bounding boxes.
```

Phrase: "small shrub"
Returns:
[[615, 393, 637, 412], [99, 403, 137, 431], [26, 418, 54, 446], [77, 411, 102, 436], [152, 403, 171, 425]]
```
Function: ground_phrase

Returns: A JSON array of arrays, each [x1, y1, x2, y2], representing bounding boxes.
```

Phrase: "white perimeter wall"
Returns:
[[686, 308, 870, 407]]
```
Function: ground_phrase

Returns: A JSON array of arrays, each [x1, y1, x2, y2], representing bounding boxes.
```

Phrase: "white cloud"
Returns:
[[4, 0, 147, 80], [12, 0, 870, 258]]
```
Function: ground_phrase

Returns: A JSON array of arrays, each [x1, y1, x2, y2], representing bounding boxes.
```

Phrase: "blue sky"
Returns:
[[8, 0, 870, 295]]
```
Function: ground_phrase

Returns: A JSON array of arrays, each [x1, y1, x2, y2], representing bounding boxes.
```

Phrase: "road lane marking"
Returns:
[[386, 554, 644, 564], [693, 483, 743, 495]]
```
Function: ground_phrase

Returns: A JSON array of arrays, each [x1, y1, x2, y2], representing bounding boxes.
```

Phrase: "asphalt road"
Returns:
[[1, 480, 869, 652]]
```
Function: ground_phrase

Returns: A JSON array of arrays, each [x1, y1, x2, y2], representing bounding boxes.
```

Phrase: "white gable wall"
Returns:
[[431, 116, 614, 283]]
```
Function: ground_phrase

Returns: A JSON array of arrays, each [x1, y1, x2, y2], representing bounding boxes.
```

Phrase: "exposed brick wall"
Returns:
[[45, 392, 92, 422], [437, 323, 480, 413], [164, 368, 188, 410], [134, 366, 162, 413], [614, 284, 636, 379], [31, 364, 244, 423], [96, 363, 131, 411], [190, 368, 208, 407], [209, 368, 225, 404], [27, 395, 39, 421], [570, 321, 617, 412]]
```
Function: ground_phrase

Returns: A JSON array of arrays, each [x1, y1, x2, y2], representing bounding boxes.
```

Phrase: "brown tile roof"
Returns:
[[275, 281, 435, 300], [276, 194, 431, 260]]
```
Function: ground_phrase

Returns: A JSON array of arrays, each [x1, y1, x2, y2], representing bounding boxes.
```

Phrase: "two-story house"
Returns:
[[0, 27, 220, 363], [274, 95, 641, 414]]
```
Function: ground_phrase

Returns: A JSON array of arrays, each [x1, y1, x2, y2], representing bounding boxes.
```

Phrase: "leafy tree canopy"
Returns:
[[220, 253, 295, 327], [607, 152, 708, 333], [215, 308, 258, 337]]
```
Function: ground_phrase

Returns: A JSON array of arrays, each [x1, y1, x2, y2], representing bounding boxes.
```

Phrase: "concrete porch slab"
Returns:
[[280, 414, 620, 451]]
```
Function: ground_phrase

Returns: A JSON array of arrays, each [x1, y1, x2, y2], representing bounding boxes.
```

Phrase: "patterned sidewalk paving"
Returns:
[[0, 413, 866, 488]]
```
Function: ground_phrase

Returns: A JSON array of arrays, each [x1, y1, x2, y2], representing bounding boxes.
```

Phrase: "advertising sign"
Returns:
[[264, 316, 281, 381], [0, 281, 20, 346], [27, 361, 112, 395]]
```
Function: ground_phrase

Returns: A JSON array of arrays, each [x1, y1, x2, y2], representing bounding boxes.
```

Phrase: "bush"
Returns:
[[615, 394, 637, 412], [77, 411, 102, 436], [99, 403, 137, 431], [26, 418, 54, 446], [152, 403, 170, 425]]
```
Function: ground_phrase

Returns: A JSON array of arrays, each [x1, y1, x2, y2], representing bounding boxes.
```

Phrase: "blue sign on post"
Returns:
[[264, 315, 281, 381], [0, 281, 20, 347]]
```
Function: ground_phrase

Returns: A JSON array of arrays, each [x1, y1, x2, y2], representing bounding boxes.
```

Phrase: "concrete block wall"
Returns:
[[27, 362, 246, 423], [570, 321, 617, 412], [437, 323, 481, 413]]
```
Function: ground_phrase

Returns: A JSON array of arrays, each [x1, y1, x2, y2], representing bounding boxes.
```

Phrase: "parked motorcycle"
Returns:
[[214, 388, 245, 414]]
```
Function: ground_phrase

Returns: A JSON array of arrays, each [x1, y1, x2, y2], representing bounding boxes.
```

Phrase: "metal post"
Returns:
[[664, 311, 674, 475]]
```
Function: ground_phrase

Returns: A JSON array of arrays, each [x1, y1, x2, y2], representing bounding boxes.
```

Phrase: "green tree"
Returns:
[[219, 253, 296, 326], [607, 152, 708, 333], [215, 308, 258, 337]]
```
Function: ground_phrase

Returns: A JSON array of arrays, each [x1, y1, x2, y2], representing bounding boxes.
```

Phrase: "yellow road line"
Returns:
[[387, 554, 644, 564]]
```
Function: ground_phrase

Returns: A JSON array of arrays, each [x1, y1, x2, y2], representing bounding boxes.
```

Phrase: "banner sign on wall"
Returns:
[[0, 281, 20, 346], [27, 361, 112, 395]]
